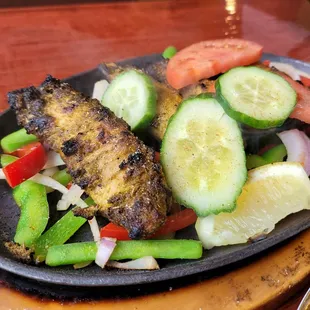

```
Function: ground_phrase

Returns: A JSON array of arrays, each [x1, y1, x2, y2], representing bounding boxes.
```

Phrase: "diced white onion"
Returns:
[[30, 173, 68, 194], [0, 169, 5, 179], [92, 80, 109, 101], [57, 184, 84, 211], [30, 174, 88, 208], [269, 62, 310, 81], [73, 261, 92, 269], [107, 256, 160, 270], [277, 129, 310, 175], [43, 151, 65, 169], [88, 216, 101, 242], [42, 167, 59, 177], [95, 237, 117, 268]]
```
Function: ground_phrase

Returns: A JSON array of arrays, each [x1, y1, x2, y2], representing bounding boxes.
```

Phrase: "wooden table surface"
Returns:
[[0, 0, 309, 309]]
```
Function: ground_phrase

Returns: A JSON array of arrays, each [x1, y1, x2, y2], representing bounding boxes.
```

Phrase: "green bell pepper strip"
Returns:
[[162, 46, 177, 59], [6, 143, 49, 246], [0, 154, 18, 167], [45, 239, 203, 266], [13, 181, 49, 248], [45, 169, 72, 193], [1, 128, 38, 153], [51, 169, 72, 186], [34, 196, 94, 262], [34, 210, 87, 263], [246, 154, 267, 170], [262, 144, 287, 164]]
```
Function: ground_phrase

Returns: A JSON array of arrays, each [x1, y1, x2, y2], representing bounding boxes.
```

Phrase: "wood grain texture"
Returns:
[[0, 0, 309, 309], [0, 0, 309, 111]]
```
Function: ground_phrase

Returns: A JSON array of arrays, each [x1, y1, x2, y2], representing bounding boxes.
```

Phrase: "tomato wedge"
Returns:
[[301, 76, 310, 87], [275, 72, 310, 124], [3, 142, 47, 187], [166, 39, 263, 89], [100, 209, 197, 240]]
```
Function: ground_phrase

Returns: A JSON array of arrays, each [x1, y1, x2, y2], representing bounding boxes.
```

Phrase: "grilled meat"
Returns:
[[101, 62, 182, 141], [8, 75, 172, 239]]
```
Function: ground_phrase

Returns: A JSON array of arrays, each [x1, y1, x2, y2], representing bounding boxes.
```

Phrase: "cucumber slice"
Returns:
[[161, 94, 247, 217], [216, 66, 297, 129], [101, 70, 157, 131]]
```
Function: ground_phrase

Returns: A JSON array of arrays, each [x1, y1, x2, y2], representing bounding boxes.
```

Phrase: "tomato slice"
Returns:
[[300, 76, 310, 87], [166, 39, 263, 89], [100, 209, 197, 240], [3, 142, 47, 187], [275, 72, 310, 124]]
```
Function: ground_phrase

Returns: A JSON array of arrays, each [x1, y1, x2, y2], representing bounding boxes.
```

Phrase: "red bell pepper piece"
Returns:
[[100, 209, 197, 240], [3, 142, 47, 188], [10, 141, 43, 158]]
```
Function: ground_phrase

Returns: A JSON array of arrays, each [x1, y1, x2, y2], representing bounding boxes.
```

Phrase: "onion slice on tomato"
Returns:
[[106, 256, 159, 270], [0, 169, 5, 179], [277, 129, 310, 175], [95, 238, 117, 268]]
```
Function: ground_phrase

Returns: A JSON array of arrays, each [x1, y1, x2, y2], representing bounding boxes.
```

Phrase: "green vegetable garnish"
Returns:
[[262, 144, 287, 164], [13, 181, 49, 247], [1, 128, 38, 153], [34, 196, 94, 262], [246, 154, 267, 170], [0, 154, 18, 168], [45, 239, 203, 266], [162, 46, 177, 59]]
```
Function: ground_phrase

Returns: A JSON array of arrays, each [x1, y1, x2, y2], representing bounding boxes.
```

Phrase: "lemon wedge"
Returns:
[[196, 162, 310, 249]]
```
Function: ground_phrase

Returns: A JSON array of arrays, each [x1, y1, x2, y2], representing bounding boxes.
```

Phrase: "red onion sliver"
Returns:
[[277, 129, 310, 175], [95, 238, 117, 268]]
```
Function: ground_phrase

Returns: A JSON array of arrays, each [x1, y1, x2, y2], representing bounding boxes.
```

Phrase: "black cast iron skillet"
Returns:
[[0, 53, 309, 287]]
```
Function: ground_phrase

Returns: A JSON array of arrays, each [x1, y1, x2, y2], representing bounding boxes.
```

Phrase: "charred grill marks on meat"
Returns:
[[8, 75, 171, 239]]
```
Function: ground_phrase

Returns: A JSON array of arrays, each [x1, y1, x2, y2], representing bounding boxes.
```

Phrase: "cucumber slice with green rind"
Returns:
[[216, 66, 297, 129], [161, 94, 247, 217], [101, 70, 157, 131]]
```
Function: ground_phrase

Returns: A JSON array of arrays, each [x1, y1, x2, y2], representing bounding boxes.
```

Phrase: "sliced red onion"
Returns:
[[277, 129, 310, 175], [92, 80, 109, 101], [0, 169, 5, 179], [269, 62, 310, 81], [42, 167, 59, 177], [30, 174, 88, 208], [43, 151, 65, 169], [57, 184, 84, 211], [73, 261, 92, 269], [107, 256, 159, 270], [95, 238, 117, 268], [88, 216, 100, 242]]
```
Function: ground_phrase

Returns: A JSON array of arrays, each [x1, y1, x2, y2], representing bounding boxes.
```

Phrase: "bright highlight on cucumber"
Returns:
[[161, 94, 247, 217], [101, 70, 157, 131], [216, 66, 297, 129]]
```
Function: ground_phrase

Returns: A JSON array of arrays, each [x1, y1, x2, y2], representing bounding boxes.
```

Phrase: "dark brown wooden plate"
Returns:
[[0, 53, 309, 287]]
